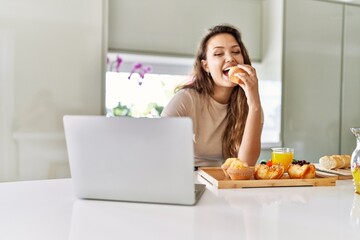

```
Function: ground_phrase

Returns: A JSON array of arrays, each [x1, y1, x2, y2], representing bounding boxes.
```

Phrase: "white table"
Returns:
[[0, 175, 359, 240]]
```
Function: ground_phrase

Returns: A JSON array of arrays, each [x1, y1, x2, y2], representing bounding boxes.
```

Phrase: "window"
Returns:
[[106, 53, 281, 146], [106, 72, 185, 117], [106, 52, 192, 118]]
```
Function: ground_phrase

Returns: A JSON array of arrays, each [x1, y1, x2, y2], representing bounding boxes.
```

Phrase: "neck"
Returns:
[[212, 86, 233, 104]]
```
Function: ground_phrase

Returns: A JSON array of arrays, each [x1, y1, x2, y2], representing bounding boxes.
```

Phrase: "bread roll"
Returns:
[[319, 156, 341, 169], [228, 66, 247, 84], [319, 155, 351, 169], [333, 155, 351, 168]]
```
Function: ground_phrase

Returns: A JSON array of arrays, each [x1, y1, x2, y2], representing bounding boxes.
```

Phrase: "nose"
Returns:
[[225, 53, 235, 63]]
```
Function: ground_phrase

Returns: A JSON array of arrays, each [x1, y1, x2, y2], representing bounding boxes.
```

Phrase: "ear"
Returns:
[[201, 59, 209, 73]]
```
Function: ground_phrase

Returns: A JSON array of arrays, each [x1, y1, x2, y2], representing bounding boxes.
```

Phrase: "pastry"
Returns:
[[254, 160, 285, 180], [226, 158, 254, 180], [319, 155, 351, 170], [228, 66, 247, 84], [221, 158, 239, 178], [288, 160, 316, 179]]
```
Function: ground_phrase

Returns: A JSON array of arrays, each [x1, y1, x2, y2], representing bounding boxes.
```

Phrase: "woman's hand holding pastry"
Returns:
[[231, 64, 261, 109]]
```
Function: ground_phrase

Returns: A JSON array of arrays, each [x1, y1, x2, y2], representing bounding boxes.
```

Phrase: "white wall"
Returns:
[[0, 28, 16, 180], [0, 0, 107, 181]]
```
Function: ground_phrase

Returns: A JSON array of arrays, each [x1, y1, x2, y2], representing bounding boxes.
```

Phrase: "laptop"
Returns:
[[63, 115, 205, 206]]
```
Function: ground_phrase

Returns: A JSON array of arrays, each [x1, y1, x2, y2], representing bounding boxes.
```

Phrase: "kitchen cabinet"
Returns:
[[108, 0, 263, 61], [283, 0, 360, 160], [341, 5, 360, 154]]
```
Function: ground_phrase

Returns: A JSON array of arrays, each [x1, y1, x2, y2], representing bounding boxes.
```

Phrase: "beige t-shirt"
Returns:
[[161, 89, 229, 167]]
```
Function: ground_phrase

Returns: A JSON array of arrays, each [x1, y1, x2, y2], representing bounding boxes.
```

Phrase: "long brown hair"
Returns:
[[178, 24, 252, 159]]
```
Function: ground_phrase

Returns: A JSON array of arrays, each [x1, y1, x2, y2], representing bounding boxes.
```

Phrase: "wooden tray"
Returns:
[[314, 164, 353, 180], [198, 167, 337, 189]]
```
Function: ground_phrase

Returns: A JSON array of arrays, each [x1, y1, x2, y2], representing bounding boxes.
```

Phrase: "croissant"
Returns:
[[288, 162, 316, 179], [254, 163, 285, 180]]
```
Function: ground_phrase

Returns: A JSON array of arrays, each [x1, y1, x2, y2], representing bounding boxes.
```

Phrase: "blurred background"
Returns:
[[0, 0, 359, 181]]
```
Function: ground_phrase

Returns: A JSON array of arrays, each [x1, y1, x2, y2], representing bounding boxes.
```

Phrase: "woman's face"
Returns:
[[201, 33, 244, 88]]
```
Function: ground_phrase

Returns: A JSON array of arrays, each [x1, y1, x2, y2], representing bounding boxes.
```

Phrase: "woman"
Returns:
[[161, 24, 263, 167]]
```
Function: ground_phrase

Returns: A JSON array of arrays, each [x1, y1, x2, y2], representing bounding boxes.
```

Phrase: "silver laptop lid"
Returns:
[[63, 115, 197, 205]]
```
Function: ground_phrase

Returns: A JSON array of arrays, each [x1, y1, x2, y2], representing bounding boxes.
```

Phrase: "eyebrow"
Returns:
[[212, 45, 240, 50]]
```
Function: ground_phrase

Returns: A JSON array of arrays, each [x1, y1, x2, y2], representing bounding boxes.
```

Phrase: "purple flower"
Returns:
[[144, 66, 152, 73], [128, 62, 152, 84], [115, 55, 123, 72], [132, 62, 143, 70], [106, 55, 152, 86]]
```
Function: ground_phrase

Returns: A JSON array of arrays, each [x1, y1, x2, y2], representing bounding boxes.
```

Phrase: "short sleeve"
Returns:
[[161, 89, 194, 117]]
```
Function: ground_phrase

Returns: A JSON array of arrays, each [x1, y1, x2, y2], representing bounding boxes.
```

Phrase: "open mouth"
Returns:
[[223, 68, 231, 77]]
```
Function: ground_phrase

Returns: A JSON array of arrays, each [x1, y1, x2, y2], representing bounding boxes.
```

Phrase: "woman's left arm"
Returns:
[[235, 65, 263, 166]]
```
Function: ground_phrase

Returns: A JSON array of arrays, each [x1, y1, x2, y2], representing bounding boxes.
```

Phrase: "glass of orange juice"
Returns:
[[271, 148, 294, 170]]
